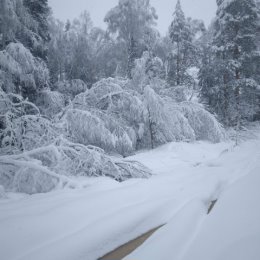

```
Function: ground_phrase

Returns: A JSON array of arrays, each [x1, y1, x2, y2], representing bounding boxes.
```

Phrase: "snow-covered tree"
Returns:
[[55, 79, 88, 98], [0, 42, 49, 101], [168, 0, 195, 86], [105, 0, 158, 78], [130, 51, 165, 94], [23, 0, 50, 59], [0, 88, 56, 154], [144, 86, 170, 148], [200, 0, 260, 126], [71, 78, 147, 155], [0, 138, 152, 194], [36, 89, 67, 117], [47, 18, 68, 83]]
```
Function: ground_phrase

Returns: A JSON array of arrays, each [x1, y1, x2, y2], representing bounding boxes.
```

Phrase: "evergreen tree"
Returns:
[[0, 0, 17, 49], [200, 0, 260, 125], [23, 0, 50, 59], [168, 0, 194, 86]]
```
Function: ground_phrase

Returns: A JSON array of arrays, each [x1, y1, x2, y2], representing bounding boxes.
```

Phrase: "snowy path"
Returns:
[[0, 136, 260, 260]]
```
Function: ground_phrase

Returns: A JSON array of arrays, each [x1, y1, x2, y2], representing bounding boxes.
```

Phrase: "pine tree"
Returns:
[[200, 0, 260, 126], [23, 0, 50, 59], [168, 0, 194, 86]]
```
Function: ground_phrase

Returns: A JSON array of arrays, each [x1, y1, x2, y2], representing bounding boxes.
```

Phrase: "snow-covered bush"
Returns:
[[0, 89, 58, 154], [71, 78, 148, 155], [0, 70, 16, 94], [130, 51, 165, 94], [92, 110, 137, 156], [0, 138, 151, 194], [130, 52, 150, 93], [144, 86, 173, 148], [114, 160, 152, 181], [161, 85, 194, 102], [14, 115, 59, 151], [73, 77, 126, 109], [65, 109, 135, 156], [66, 109, 116, 151], [164, 100, 196, 141], [55, 79, 88, 98], [0, 159, 61, 195], [113, 127, 134, 157], [143, 86, 225, 147], [6, 43, 49, 88], [0, 43, 49, 100], [97, 91, 146, 128], [0, 50, 22, 77], [37, 89, 67, 117], [74, 80, 146, 133], [71, 77, 225, 152], [91, 77, 127, 97], [180, 102, 226, 143]]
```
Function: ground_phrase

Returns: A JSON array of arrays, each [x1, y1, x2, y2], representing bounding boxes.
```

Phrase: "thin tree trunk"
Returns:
[[176, 40, 180, 85]]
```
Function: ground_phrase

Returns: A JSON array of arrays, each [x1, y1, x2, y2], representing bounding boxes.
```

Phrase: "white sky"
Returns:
[[49, 0, 217, 35]]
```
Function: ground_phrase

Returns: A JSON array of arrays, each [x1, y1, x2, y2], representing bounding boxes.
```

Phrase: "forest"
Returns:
[[0, 0, 259, 193]]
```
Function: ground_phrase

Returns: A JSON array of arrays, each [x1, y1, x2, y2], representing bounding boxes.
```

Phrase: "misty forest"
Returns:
[[0, 0, 260, 260]]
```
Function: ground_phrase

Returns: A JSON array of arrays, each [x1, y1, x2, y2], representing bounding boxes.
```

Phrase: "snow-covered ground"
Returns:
[[1, 131, 260, 260]]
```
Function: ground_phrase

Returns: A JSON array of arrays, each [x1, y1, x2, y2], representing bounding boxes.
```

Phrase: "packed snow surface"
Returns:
[[0, 132, 260, 260]]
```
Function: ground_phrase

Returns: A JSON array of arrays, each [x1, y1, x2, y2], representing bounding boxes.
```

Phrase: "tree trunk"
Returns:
[[176, 40, 180, 85]]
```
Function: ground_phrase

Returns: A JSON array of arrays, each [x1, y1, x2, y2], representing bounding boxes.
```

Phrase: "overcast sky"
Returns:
[[49, 0, 217, 34]]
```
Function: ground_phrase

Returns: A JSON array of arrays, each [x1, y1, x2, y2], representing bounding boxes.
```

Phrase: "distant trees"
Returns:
[[48, 12, 95, 86]]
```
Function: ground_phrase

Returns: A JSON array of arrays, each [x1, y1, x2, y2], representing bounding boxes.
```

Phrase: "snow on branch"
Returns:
[[0, 137, 151, 194]]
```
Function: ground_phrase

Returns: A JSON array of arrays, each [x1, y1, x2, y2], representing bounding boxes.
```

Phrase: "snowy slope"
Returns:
[[0, 134, 259, 260], [182, 170, 260, 260]]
